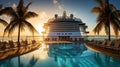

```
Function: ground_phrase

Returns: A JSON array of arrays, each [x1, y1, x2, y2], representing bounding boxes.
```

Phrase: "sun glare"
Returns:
[[38, 43, 48, 60], [31, 11, 49, 36], [36, 24, 45, 35]]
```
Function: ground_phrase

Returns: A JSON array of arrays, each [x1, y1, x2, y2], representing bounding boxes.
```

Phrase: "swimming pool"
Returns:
[[0, 43, 120, 67]]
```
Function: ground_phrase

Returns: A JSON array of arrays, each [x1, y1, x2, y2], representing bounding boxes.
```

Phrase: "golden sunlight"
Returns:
[[28, 11, 49, 35], [36, 23, 45, 35], [38, 43, 49, 60], [40, 12, 47, 19]]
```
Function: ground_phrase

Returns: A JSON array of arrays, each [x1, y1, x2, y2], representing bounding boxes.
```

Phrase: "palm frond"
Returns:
[[24, 20, 39, 35], [115, 10, 120, 17], [110, 22, 119, 39], [111, 19, 120, 29], [93, 21, 104, 35], [25, 2, 32, 11], [17, 0, 25, 17], [23, 2, 32, 14], [97, 14, 105, 23], [109, 4, 116, 11], [17, 0, 24, 10], [0, 19, 8, 26], [24, 11, 38, 19], [104, 23, 109, 35], [0, 7, 17, 17], [112, 10, 119, 18], [92, 7, 101, 14], [20, 22, 25, 32], [110, 14, 120, 28], [8, 22, 19, 37], [3, 19, 16, 36]]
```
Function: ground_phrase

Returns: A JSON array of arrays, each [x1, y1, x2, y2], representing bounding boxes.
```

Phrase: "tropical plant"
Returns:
[[0, 0, 38, 67], [92, 0, 120, 40], [0, 5, 8, 29], [0, 0, 38, 46]]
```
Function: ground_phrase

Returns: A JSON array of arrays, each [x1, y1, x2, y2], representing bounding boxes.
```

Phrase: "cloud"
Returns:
[[12, 3, 17, 8], [39, 12, 47, 19], [53, 0, 58, 4], [53, 0, 64, 10], [58, 4, 64, 10]]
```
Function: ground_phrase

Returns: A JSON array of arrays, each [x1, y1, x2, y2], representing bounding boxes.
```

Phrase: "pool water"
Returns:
[[0, 43, 120, 67]]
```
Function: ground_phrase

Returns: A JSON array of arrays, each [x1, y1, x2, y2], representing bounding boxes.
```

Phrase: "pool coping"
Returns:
[[86, 42, 120, 59]]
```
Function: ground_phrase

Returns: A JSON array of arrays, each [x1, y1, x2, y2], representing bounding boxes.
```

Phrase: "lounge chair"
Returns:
[[114, 40, 120, 48], [101, 41, 106, 46], [106, 41, 112, 47]]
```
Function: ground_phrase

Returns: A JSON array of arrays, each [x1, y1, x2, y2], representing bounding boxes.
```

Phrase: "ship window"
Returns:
[[65, 33, 67, 35], [68, 33, 72, 35], [57, 33, 60, 35]]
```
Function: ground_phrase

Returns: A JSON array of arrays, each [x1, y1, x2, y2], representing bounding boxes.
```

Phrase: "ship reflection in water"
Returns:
[[48, 43, 87, 60], [0, 43, 120, 67], [47, 43, 87, 67]]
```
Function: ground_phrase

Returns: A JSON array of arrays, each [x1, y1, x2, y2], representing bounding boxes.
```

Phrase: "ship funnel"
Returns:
[[70, 14, 74, 19], [63, 11, 67, 18], [55, 14, 58, 19]]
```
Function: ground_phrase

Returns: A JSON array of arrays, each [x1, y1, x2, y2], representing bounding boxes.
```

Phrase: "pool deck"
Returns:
[[86, 42, 120, 59], [0, 43, 41, 60]]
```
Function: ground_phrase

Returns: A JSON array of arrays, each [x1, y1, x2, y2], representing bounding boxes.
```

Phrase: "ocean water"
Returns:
[[0, 36, 43, 42], [0, 43, 120, 67]]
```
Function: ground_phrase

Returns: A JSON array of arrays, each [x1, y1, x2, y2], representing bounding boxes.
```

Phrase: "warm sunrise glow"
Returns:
[[1, 0, 120, 67], [40, 12, 48, 19], [36, 23, 45, 35], [27, 11, 50, 36], [38, 43, 48, 60]]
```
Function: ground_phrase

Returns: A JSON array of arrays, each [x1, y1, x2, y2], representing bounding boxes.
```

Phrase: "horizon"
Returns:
[[0, 0, 120, 36]]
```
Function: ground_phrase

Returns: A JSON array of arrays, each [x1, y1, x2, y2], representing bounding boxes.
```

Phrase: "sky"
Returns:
[[0, 0, 120, 36]]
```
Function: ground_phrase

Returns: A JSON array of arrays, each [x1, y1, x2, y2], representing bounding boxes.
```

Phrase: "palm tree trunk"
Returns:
[[2, 36, 4, 42], [18, 24, 21, 67], [108, 22, 111, 41], [106, 0, 111, 41], [32, 33, 34, 40]]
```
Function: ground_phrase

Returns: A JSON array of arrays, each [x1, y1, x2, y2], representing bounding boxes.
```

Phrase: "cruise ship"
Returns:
[[43, 11, 88, 41]]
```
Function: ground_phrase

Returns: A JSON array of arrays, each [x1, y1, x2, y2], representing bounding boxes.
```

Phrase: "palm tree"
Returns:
[[0, 0, 38, 46], [0, 5, 8, 33], [92, 0, 120, 40], [0, 0, 38, 67]]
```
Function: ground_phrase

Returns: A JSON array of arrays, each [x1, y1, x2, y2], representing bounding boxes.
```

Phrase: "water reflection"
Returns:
[[0, 58, 14, 67], [48, 43, 87, 58], [94, 53, 120, 67], [0, 43, 120, 67], [0, 55, 38, 67], [38, 43, 48, 60], [23, 56, 38, 67], [48, 43, 87, 67]]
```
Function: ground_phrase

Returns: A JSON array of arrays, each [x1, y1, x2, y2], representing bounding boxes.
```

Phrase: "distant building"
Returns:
[[43, 11, 88, 41]]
